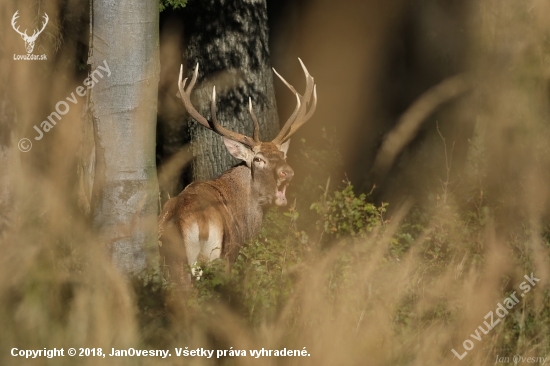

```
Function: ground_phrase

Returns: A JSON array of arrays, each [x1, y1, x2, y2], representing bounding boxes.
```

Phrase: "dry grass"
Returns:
[[2, 0, 550, 365]]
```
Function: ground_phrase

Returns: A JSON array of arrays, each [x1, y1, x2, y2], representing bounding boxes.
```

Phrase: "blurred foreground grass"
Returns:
[[3, 0, 550, 365]]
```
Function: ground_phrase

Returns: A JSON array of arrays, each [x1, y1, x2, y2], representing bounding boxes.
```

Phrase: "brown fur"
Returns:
[[163, 60, 315, 287], [159, 156, 283, 286]]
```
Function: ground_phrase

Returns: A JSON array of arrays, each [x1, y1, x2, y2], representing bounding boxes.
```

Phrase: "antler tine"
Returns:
[[272, 58, 317, 145], [272, 68, 298, 95], [282, 85, 317, 141], [208, 87, 260, 147], [177, 63, 260, 148], [297, 57, 315, 108], [178, 63, 211, 130], [248, 98, 261, 143], [179, 63, 199, 96], [37, 13, 48, 34], [276, 93, 301, 142], [11, 10, 18, 27], [271, 67, 302, 140], [11, 11, 28, 37], [29, 13, 48, 39]]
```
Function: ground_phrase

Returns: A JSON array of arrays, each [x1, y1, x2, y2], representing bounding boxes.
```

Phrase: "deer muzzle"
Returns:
[[275, 165, 294, 206]]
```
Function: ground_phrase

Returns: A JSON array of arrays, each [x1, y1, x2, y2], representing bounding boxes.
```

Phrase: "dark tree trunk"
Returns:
[[90, 0, 160, 275], [183, 0, 279, 181]]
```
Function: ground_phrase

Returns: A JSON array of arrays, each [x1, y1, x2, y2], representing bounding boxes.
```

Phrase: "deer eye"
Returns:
[[253, 157, 265, 164]]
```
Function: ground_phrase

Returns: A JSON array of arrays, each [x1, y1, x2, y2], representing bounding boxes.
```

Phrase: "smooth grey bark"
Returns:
[[90, 0, 160, 275], [183, 0, 279, 181], [0, 20, 18, 238], [0, 82, 18, 238]]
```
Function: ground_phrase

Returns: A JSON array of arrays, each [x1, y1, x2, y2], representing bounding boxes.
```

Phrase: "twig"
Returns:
[[372, 74, 471, 183], [436, 121, 455, 205]]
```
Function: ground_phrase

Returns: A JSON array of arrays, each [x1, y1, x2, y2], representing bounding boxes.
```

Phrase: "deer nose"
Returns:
[[279, 166, 294, 180]]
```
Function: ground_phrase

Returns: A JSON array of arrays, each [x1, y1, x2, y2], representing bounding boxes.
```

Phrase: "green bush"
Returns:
[[184, 179, 390, 324], [311, 181, 387, 239], [159, 0, 187, 12]]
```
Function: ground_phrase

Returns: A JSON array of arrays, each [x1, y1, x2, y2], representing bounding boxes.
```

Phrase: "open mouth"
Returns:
[[275, 180, 290, 206]]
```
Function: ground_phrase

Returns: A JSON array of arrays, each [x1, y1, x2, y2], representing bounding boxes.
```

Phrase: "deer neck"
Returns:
[[219, 165, 266, 204], [209, 165, 264, 233]]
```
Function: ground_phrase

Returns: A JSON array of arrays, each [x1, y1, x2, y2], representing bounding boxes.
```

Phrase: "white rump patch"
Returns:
[[184, 222, 201, 266], [201, 222, 222, 262], [184, 221, 222, 281]]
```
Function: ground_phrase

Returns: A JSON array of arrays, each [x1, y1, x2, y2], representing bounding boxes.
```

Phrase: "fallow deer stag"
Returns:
[[158, 59, 317, 285]]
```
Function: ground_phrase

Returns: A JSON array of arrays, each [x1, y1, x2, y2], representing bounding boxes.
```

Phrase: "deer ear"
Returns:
[[278, 139, 291, 159], [223, 137, 254, 166]]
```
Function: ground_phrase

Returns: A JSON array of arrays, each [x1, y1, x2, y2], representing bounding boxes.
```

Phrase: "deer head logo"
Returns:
[[11, 11, 49, 54]]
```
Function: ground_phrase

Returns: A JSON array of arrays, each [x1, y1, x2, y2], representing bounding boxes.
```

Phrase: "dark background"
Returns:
[[156, 0, 474, 208]]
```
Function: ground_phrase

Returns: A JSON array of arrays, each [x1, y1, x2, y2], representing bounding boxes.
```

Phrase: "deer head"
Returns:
[[177, 59, 317, 207], [11, 11, 49, 54]]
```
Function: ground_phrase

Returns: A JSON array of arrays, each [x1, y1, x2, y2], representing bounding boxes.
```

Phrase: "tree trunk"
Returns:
[[90, 0, 160, 275], [0, 82, 18, 239], [0, 15, 19, 238], [183, 0, 279, 181]]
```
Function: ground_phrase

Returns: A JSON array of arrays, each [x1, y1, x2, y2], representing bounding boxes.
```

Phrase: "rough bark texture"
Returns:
[[183, 0, 279, 181], [90, 0, 160, 275]]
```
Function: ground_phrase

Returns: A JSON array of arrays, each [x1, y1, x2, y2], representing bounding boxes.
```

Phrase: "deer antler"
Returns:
[[29, 13, 49, 41], [11, 11, 48, 40], [11, 11, 28, 38], [271, 58, 317, 145], [178, 63, 261, 148]]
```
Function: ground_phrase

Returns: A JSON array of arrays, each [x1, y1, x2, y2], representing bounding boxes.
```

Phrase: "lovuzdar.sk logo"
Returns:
[[12, 10, 48, 61]]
